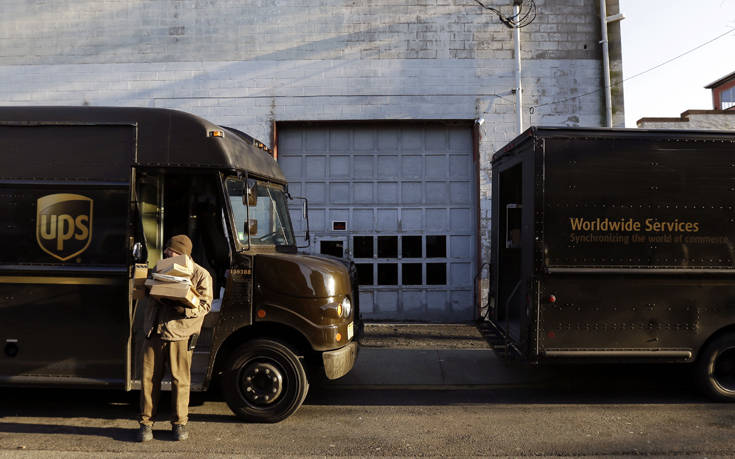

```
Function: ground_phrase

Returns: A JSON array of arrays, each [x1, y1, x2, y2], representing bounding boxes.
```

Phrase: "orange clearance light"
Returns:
[[208, 130, 225, 138], [257, 309, 266, 318], [337, 304, 343, 316], [548, 294, 557, 303], [335, 333, 342, 342]]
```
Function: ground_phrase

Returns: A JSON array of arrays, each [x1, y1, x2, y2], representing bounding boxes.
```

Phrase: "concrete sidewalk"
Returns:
[[326, 323, 551, 389]]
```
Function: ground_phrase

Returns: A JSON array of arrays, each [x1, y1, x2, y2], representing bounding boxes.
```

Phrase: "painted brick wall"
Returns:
[[0, 0, 624, 315], [638, 113, 735, 130]]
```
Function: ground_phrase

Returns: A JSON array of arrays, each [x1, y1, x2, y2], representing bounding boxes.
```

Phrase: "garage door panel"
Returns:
[[378, 156, 400, 178], [377, 209, 399, 232], [450, 154, 472, 179], [449, 128, 473, 152], [353, 156, 375, 177], [426, 156, 448, 179], [426, 130, 449, 152], [354, 130, 376, 151], [401, 156, 423, 178], [278, 122, 476, 321], [450, 235, 472, 258], [305, 129, 329, 151], [329, 128, 351, 151], [425, 209, 448, 231], [305, 182, 326, 204], [279, 155, 302, 177], [401, 208, 423, 231], [329, 156, 350, 177], [330, 182, 351, 204], [305, 156, 327, 178], [401, 182, 423, 205], [378, 129, 400, 150], [353, 182, 374, 203], [450, 208, 472, 231]]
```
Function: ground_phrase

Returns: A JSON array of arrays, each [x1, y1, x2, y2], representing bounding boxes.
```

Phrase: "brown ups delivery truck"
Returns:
[[489, 126, 735, 401], [0, 106, 359, 422]]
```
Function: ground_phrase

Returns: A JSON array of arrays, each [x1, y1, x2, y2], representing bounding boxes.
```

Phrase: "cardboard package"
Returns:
[[133, 263, 149, 299], [145, 278, 200, 308], [134, 263, 149, 287], [155, 254, 193, 277]]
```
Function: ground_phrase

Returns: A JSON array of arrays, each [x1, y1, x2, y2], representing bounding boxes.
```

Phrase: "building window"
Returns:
[[721, 86, 735, 110]]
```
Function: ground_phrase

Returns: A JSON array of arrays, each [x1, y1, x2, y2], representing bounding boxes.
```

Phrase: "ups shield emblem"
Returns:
[[36, 193, 94, 261]]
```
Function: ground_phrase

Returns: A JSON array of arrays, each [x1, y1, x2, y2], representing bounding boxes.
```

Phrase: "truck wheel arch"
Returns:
[[212, 322, 314, 381], [695, 325, 735, 402]]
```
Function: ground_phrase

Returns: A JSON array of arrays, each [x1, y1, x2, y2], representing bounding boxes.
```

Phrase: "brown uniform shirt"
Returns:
[[142, 262, 213, 341]]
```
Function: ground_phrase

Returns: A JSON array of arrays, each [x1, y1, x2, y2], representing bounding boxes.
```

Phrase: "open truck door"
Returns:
[[489, 136, 537, 356]]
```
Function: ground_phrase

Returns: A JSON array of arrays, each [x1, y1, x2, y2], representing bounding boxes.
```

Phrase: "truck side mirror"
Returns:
[[245, 219, 258, 236], [132, 242, 147, 263], [291, 195, 311, 247]]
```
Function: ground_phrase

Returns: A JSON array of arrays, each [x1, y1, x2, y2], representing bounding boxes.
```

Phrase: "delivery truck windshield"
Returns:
[[226, 177, 296, 248]]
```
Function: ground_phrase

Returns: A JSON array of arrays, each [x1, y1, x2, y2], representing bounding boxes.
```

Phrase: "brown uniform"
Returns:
[[139, 262, 213, 426]]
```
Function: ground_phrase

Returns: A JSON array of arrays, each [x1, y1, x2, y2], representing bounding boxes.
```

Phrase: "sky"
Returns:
[[619, 0, 735, 127]]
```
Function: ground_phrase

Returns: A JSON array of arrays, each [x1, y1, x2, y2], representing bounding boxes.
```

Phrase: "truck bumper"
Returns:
[[322, 341, 358, 380]]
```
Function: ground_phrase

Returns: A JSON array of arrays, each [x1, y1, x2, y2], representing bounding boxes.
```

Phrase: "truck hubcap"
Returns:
[[714, 347, 735, 392], [240, 362, 283, 405]]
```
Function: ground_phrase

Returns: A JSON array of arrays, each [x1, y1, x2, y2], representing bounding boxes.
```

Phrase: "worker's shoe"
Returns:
[[137, 424, 153, 442], [172, 424, 189, 441]]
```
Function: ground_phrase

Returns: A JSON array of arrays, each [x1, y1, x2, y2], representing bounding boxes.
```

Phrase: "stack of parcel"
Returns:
[[138, 254, 200, 308]]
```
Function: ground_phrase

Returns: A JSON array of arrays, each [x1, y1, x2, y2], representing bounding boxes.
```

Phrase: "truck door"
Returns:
[[0, 123, 135, 385], [130, 170, 231, 391], [491, 147, 535, 349]]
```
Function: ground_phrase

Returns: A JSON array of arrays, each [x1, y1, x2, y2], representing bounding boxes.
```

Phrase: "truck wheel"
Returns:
[[697, 333, 735, 402], [221, 339, 309, 422]]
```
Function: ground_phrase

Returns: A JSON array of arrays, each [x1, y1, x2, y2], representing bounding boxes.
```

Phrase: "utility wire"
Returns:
[[473, 0, 537, 28], [530, 27, 735, 113]]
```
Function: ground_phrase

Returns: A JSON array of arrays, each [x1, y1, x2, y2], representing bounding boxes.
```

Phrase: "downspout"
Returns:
[[599, 0, 612, 127], [513, 1, 523, 133]]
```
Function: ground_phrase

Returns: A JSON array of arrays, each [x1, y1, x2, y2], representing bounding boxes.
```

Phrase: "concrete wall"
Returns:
[[0, 0, 624, 315]]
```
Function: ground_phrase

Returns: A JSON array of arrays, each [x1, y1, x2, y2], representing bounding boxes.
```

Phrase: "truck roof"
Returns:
[[0, 106, 285, 182], [493, 126, 735, 162]]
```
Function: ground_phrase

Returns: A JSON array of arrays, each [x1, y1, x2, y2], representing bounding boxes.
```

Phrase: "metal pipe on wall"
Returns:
[[599, 0, 613, 127], [513, 2, 523, 133]]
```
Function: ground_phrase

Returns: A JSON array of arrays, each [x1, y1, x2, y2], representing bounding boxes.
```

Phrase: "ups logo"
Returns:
[[36, 194, 93, 261]]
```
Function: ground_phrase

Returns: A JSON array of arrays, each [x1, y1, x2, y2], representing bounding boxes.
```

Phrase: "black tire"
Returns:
[[696, 332, 735, 402], [221, 339, 309, 422]]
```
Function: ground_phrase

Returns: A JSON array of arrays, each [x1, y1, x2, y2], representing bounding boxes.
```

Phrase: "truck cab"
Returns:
[[0, 107, 359, 422]]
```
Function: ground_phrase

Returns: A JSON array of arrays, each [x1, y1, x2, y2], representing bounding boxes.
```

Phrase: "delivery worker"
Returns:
[[137, 234, 213, 442]]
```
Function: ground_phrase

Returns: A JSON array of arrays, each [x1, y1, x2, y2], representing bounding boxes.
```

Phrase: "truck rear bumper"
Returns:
[[322, 341, 358, 380]]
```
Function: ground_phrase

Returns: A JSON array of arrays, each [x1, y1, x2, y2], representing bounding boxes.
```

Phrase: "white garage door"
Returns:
[[278, 122, 476, 321]]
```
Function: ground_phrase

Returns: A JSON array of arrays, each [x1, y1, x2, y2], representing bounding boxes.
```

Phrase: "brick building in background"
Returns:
[[637, 70, 735, 130], [0, 0, 624, 321]]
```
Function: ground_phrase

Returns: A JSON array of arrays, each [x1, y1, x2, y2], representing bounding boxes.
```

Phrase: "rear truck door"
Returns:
[[0, 122, 136, 386], [490, 137, 536, 357]]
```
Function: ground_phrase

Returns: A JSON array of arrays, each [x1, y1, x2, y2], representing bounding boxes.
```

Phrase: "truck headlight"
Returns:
[[341, 297, 352, 318]]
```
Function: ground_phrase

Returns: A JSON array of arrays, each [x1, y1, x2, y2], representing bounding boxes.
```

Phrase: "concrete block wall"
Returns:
[[0, 0, 624, 313]]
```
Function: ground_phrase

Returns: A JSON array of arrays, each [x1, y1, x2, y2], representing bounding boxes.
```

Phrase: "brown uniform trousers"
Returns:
[[138, 261, 212, 427], [139, 334, 192, 426]]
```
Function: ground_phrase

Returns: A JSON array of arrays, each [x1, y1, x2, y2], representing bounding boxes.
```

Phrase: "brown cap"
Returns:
[[165, 234, 192, 256]]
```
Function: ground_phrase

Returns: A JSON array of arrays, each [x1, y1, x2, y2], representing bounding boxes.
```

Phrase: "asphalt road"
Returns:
[[1, 364, 734, 457]]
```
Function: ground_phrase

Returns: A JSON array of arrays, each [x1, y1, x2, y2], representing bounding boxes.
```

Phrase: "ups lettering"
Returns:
[[39, 214, 90, 250]]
